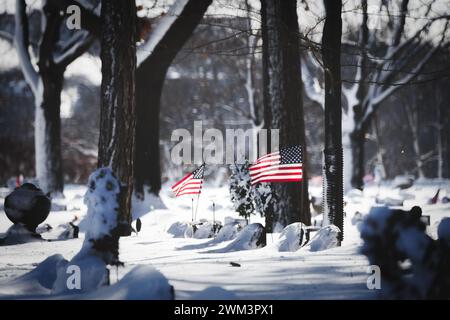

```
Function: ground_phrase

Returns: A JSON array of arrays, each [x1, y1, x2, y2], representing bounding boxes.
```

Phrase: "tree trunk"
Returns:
[[349, 0, 369, 191], [261, 0, 311, 232], [134, 67, 164, 196], [435, 94, 443, 179], [322, 0, 343, 242], [350, 125, 366, 190], [134, 0, 212, 198], [404, 103, 425, 179], [98, 0, 137, 236], [373, 113, 388, 179], [34, 69, 65, 195]]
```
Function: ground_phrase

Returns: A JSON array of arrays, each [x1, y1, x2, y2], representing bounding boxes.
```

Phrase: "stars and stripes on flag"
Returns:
[[249, 146, 303, 185], [171, 164, 205, 197]]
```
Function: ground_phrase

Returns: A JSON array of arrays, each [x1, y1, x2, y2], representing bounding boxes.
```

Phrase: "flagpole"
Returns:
[[193, 163, 205, 222], [212, 201, 216, 237], [194, 190, 201, 222], [191, 198, 194, 222], [212, 201, 215, 225]]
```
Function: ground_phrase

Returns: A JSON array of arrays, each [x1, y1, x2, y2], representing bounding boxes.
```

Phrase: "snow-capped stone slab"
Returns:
[[193, 220, 221, 239], [215, 221, 242, 242], [168, 220, 221, 239], [275, 223, 308, 252], [304, 225, 340, 252], [167, 221, 191, 238], [177, 220, 241, 251], [209, 223, 266, 253]]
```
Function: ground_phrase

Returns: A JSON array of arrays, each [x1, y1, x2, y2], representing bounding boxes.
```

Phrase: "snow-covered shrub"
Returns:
[[229, 161, 254, 223], [252, 182, 273, 217], [275, 223, 308, 252], [53, 168, 122, 294], [210, 223, 266, 253], [305, 225, 340, 252], [360, 206, 450, 299]]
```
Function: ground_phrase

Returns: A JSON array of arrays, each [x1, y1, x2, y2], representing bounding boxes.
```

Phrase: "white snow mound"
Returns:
[[82, 265, 173, 300], [0, 254, 68, 297], [0, 224, 43, 246]]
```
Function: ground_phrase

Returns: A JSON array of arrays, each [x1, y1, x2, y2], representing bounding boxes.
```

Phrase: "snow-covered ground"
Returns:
[[0, 180, 449, 299]]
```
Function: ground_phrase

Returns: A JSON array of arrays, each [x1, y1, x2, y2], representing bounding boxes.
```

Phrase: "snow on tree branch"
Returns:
[[0, 30, 14, 43], [54, 31, 94, 67], [360, 21, 449, 126], [137, 0, 190, 67], [302, 51, 325, 108]]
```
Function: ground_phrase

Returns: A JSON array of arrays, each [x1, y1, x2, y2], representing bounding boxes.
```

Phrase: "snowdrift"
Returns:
[[0, 224, 44, 246]]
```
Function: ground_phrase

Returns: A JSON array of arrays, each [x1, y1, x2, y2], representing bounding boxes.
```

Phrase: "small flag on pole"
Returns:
[[249, 146, 303, 185], [171, 164, 205, 197]]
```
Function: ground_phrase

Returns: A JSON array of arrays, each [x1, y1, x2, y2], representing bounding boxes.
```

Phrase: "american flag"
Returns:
[[171, 164, 205, 197], [249, 146, 303, 185]]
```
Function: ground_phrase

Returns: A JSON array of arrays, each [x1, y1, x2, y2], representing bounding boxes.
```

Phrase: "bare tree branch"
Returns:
[[0, 30, 14, 43]]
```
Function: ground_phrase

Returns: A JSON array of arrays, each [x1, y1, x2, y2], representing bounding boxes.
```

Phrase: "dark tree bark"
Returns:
[[350, 121, 370, 190], [36, 68, 65, 195], [134, 0, 212, 197], [350, 0, 369, 191], [98, 0, 137, 236], [15, 0, 94, 195], [322, 0, 344, 242], [261, 0, 311, 232], [35, 2, 65, 195]]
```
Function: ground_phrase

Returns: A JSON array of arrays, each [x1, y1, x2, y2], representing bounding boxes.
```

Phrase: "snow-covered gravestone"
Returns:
[[52, 168, 122, 294], [304, 225, 340, 252], [210, 223, 266, 253], [276, 223, 308, 252]]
